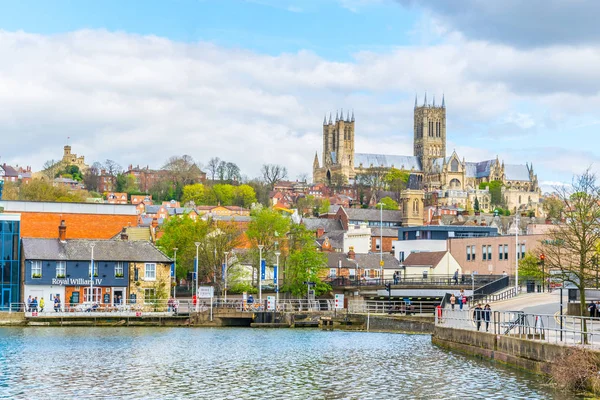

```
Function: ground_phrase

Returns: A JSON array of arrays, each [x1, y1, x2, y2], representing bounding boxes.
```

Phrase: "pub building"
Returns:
[[22, 221, 172, 308]]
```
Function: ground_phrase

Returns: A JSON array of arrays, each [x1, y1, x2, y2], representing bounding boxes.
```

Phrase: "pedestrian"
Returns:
[[54, 295, 60, 312], [589, 300, 596, 318], [596, 301, 600, 319], [26, 295, 32, 312], [450, 294, 456, 311], [167, 297, 174, 312], [473, 303, 483, 331], [483, 304, 492, 332], [453, 269, 459, 285], [393, 272, 398, 285], [458, 294, 464, 311], [502, 270, 508, 277], [31, 297, 38, 312], [173, 299, 179, 314], [462, 294, 468, 310], [39, 297, 45, 312]]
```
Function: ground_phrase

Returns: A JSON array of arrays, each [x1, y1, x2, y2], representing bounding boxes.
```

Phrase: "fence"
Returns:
[[436, 308, 600, 348], [348, 299, 437, 315], [13, 299, 195, 316], [326, 274, 503, 287]]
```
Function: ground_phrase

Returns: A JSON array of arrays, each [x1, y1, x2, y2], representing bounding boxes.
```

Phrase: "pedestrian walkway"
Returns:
[[491, 291, 559, 311]]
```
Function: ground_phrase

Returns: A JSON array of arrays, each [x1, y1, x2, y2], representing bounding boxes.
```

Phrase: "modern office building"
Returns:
[[0, 214, 21, 309]]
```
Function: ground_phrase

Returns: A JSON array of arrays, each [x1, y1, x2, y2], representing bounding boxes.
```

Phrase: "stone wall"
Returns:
[[432, 325, 577, 375]]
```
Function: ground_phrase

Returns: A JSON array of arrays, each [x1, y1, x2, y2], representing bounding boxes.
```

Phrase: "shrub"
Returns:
[[550, 348, 600, 392]]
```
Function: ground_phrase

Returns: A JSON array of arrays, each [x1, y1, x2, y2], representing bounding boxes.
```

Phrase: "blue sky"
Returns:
[[0, 0, 599, 190]]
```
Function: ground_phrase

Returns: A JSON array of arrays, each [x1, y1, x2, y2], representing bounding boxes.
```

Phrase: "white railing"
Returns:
[[16, 299, 195, 317], [348, 300, 437, 315], [436, 309, 600, 348]]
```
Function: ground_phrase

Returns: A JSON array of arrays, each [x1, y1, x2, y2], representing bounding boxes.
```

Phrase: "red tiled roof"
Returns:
[[403, 251, 446, 267]]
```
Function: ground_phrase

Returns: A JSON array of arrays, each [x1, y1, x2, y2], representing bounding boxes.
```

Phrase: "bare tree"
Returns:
[[225, 162, 241, 182], [297, 173, 309, 183], [41, 160, 61, 181], [103, 159, 122, 177], [261, 164, 288, 190], [206, 157, 221, 182], [162, 155, 202, 186], [540, 169, 600, 342], [82, 161, 103, 192], [356, 167, 387, 205], [217, 160, 227, 181]]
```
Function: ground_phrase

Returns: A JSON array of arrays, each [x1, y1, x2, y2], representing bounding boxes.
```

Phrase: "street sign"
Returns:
[[267, 295, 275, 310], [334, 294, 344, 309], [198, 286, 214, 299], [303, 281, 316, 286], [379, 260, 384, 267]]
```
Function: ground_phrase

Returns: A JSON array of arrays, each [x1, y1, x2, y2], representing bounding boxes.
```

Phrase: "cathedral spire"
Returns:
[[432, 95, 436, 107], [346, 110, 350, 122], [323, 114, 327, 125], [351, 109, 355, 122], [335, 110, 339, 122], [329, 112, 332, 124], [441, 93, 445, 108], [423, 92, 427, 107], [340, 108, 344, 122], [414, 94, 418, 108]]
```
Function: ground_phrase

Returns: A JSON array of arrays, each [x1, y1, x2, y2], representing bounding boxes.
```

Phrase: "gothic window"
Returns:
[[413, 198, 419, 214], [451, 159, 459, 172], [450, 178, 460, 188]]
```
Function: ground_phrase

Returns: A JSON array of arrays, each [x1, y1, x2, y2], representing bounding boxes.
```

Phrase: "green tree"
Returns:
[[115, 173, 139, 194], [212, 184, 235, 205], [385, 168, 409, 200], [282, 224, 330, 296], [234, 184, 257, 208], [246, 206, 291, 285], [518, 252, 544, 282], [474, 197, 480, 212], [318, 199, 331, 215], [543, 196, 564, 220], [380, 196, 399, 210], [182, 183, 206, 205], [486, 181, 503, 205], [540, 170, 600, 340]]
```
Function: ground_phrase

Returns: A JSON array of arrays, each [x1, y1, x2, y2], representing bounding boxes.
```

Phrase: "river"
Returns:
[[0, 327, 569, 399]]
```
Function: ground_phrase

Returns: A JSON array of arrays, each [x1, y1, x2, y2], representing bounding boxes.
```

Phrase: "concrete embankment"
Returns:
[[432, 325, 587, 375], [0, 312, 26, 326], [321, 314, 434, 334]]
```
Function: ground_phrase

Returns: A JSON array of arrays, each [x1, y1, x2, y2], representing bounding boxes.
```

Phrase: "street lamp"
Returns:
[[275, 251, 281, 305], [195, 242, 200, 312], [173, 247, 178, 299], [258, 244, 264, 307], [90, 243, 95, 304], [515, 213, 520, 294], [224, 251, 229, 303], [377, 202, 384, 284]]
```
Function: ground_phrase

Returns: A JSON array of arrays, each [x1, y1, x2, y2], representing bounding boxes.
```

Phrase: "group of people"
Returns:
[[449, 291, 468, 311], [167, 297, 179, 313], [473, 303, 492, 332], [392, 271, 402, 284], [26, 295, 62, 312], [589, 300, 600, 318]]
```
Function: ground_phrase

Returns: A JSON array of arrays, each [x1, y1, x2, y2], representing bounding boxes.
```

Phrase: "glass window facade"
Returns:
[[0, 216, 20, 309]]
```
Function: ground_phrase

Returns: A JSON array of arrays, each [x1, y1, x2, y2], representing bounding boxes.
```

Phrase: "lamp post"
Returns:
[[195, 242, 200, 312], [275, 251, 281, 305], [224, 251, 229, 303], [377, 202, 384, 284], [258, 244, 264, 307], [515, 213, 519, 294], [173, 247, 178, 299], [90, 243, 95, 304]]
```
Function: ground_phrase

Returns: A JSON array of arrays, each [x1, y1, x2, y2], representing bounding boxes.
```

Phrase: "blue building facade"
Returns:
[[398, 225, 498, 241], [0, 214, 20, 309]]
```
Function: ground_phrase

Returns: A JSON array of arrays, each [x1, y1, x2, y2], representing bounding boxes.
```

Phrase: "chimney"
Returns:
[[58, 220, 67, 242], [151, 217, 159, 229], [316, 228, 325, 238], [120, 228, 129, 241], [348, 246, 355, 260]]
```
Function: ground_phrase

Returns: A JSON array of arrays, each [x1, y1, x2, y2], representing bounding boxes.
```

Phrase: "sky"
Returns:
[[1, 0, 599, 192]]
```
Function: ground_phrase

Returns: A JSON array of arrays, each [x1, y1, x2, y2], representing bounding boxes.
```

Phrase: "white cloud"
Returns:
[[0, 28, 599, 184]]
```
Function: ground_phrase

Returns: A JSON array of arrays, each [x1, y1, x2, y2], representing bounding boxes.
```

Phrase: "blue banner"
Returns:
[[222, 263, 226, 281], [273, 266, 278, 284], [261, 260, 266, 281], [171, 263, 175, 277]]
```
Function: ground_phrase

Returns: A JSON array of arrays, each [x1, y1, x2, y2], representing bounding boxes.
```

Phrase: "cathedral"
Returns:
[[312, 96, 541, 213]]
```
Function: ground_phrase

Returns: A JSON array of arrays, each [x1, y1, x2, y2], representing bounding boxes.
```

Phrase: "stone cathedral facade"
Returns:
[[312, 95, 541, 213]]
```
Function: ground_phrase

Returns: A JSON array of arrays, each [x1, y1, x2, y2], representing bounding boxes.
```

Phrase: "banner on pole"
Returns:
[[261, 259, 266, 280], [222, 263, 226, 281], [273, 266, 278, 284], [171, 263, 175, 277]]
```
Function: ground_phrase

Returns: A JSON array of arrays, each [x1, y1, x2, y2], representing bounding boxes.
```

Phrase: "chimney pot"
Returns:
[[58, 220, 67, 242]]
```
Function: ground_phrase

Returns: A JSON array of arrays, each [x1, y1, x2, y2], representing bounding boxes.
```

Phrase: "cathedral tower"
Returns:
[[413, 93, 446, 174], [316, 109, 355, 182]]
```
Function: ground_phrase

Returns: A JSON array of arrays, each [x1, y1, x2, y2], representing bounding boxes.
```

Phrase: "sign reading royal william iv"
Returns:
[[51, 278, 103, 286]]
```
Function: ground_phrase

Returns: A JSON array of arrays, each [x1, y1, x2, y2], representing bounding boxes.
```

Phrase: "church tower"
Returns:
[[413, 93, 446, 174], [317, 109, 355, 182]]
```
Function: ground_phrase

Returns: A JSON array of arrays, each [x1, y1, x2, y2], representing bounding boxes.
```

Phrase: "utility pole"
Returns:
[[515, 213, 520, 294]]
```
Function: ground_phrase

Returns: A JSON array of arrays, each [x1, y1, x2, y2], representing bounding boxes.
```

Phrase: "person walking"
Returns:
[[473, 303, 483, 331], [31, 297, 38, 312], [39, 297, 45, 313], [458, 294, 464, 311], [589, 300, 597, 318], [26, 295, 32, 312], [450, 294, 456, 311], [483, 304, 492, 332], [453, 269, 459, 285]]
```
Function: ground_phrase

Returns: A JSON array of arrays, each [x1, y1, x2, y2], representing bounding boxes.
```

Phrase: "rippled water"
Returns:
[[0, 327, 568, 399]]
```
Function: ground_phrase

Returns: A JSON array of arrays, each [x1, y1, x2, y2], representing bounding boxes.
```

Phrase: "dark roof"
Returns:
[[370, 227, 400, 237], [139, 217, 164, 227], [319, 230, 345, 250], [302, 218, 343, 233], [2, 165, 18, 177], [344, 208, 403, 223], [403, 251, 446, 267], [407, 173, 422, 190], [326, 252, 400, 269], [144, 205, 162, 214], [22, 238, 172, 263]]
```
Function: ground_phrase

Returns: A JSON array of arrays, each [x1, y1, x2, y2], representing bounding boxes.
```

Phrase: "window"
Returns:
[[499, 245, 504, 260], [56, 261, 66, 278], [399, 251, 405, 262], [467, 246, 471, 261], [482, 245, 487, 261], [84, 287, 101, 302], [145, 263, 156, 280], [329, 268, 336, 278], [487, 245, 492, 261], [471, 245, 476, 261], [32, 261, 42, 278], [520, 244, 526, 260], [89, 262, 98, 277], [115, 262, 124, 278], [451, 159, 459, 172], [144, 289, 156, 303], [375, 238, 381, 251], [504, 244, 509, 260]]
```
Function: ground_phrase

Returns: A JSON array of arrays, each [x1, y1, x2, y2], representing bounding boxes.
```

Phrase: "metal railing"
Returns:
[[348, 300, 437, 315], [436, 309, 600, 348], [469, 286, 520, 306], [325, 274, 503, 287], [14, 299, 195, 316]]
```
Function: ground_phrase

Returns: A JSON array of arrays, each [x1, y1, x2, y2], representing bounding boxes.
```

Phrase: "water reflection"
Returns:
[[0, 328, 568, 399]]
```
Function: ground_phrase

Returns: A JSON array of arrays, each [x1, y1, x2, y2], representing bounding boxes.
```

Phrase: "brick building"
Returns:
[[0, 200, 138, 240]]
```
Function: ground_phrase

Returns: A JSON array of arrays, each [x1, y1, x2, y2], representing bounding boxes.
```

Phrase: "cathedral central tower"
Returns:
[[413, 94, 446, 174]]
